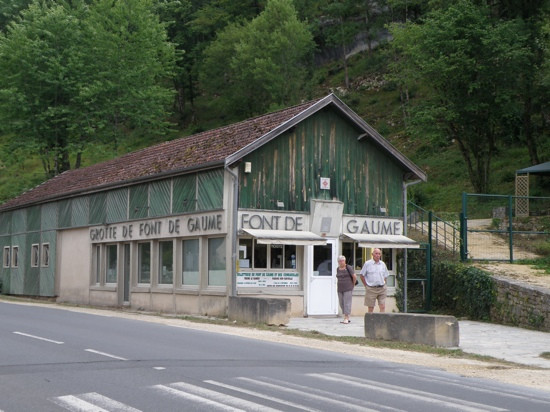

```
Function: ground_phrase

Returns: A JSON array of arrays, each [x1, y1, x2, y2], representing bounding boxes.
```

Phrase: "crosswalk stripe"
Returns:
[[52, 394, 110, 412], [311, 373, 507, 412], [51, 392, 141, 412], [152, 384, 245, 411], [79, 392, 142, 412], [392, 367, 550, 406], [171, 381, 283, 412], [205, 379, 321, 412], [237, 376, 383, 412]]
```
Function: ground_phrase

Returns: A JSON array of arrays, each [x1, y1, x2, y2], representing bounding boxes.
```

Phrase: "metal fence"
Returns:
[[407, 202, 460, 257], [461, 193, 550, 262]]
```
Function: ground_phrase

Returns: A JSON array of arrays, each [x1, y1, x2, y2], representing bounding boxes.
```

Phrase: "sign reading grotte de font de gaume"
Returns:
[[89, 211, 226, 243]]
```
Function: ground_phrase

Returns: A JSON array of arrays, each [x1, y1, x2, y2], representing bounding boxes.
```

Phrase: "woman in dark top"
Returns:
[[336, 255, 356, 324]]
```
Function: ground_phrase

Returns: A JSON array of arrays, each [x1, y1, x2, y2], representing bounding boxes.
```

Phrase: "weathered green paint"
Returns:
[[173, 174, 196, 213], [239, 108, 404, 216], [150, 181, 171, 217]]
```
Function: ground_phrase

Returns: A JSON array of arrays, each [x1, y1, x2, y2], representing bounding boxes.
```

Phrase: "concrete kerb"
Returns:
[[364, 312, 459, 348], [228, 296, 291, 325]]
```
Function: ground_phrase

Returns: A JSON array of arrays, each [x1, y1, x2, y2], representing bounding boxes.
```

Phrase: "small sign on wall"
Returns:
[[237, 272, 300, 287], [320, 177, 330, 190]]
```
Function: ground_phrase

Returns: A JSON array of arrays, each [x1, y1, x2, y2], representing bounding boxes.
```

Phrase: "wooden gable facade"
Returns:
[[237, 106, 407, 216]]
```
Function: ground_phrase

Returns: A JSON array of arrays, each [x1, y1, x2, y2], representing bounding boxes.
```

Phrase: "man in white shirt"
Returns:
[[359, 248, 389, 313]]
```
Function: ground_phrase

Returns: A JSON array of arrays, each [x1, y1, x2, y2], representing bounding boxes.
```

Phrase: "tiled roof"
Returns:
[[0, 98, 320, 211]]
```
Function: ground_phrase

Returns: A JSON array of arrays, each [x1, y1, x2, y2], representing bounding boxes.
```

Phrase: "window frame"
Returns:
[[158, 240, 174, 285], [181, 238, 200, 286], [3, 246, 10, 268], [105, 244, 118, 284], [137, 241, 151, 285], [31, 244, 40, 268], [11, 246, 19, 268], [41, 243, 50, 267], [207, 237, 226, 287]]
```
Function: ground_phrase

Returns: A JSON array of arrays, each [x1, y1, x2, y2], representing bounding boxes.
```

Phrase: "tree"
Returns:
[[200, 0, 315, 117], [321, 1, 358, 89], [389, 0, 531, 193], [156, 0, 265, 124], [0, 0, 176, 177], [0, 0, 33, 32]]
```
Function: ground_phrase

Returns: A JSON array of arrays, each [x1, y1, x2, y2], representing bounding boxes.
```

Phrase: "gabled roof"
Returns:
[[517, 161, 550, 175], [0, 94, 425, 212]]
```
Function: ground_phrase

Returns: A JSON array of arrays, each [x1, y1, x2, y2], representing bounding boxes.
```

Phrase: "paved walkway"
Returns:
[[287, 316, 550, 369]]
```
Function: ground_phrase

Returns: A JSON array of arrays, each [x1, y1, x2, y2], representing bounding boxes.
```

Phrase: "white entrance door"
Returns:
[[306, 239, 338, 315]]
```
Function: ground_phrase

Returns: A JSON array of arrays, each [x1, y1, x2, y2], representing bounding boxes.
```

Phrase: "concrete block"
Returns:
[[228, 296, 291, 325], [364, 313, 459, 347]]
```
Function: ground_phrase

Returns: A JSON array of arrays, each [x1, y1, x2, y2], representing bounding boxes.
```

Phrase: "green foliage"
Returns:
[[0, 0, 176, 177], [200, 0, 315, 117], [0, 0, 33, 31], [389, 0, 536, 194], [431, 261, 496, 320]]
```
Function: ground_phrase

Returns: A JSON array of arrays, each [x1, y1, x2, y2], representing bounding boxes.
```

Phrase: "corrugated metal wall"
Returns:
[[0, 169, 224, 297], [239, 108, 404, 216]]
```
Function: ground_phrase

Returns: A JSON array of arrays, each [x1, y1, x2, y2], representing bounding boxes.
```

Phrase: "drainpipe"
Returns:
[[225, 163, 239, 297], [403, 179, 422, 313]]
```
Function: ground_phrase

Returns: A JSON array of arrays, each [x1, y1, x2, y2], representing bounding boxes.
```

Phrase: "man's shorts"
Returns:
[[364, 284, 387, 307]]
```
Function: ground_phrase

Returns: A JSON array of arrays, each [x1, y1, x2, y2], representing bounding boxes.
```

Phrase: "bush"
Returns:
[[431, 261, 496, 320]]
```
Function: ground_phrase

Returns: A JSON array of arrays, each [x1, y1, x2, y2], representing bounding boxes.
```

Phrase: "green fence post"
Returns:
[[508, 195, 514, 262], [428, 210, 433, 252], [460, 192, 468, 262], [425, 242, 432, 312]]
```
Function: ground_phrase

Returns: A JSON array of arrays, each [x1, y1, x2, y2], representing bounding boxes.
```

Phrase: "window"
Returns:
[[106, 244, 118, 284], [342, 242, 364, 271], [383, 249, 395, 287], [93, 245, 101, 284], [239, 239, 296, 270], [208, 237, 226, 286], [253, 242, 267, 269], [3, 246, 10, 268], [31, 244, 39, 267], [270, 244, 283, 269], [41, 243, 50, 267], [182, 239, 199, 285], [11, 246, 19, 268], [284, 245, 297, 269], [138, 242, 151, 284], [158, 240, 173, 285]]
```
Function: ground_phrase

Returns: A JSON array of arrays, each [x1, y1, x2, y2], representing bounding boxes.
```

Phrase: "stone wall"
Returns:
[[490, 276, 550, 331]]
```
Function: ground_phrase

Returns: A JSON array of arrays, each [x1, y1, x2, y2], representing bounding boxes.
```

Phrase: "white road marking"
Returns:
[[13, 331, 64, 344], [238, 376, 382, 412], [85, 348, 128, 360], [155, 381, 284, 412], [152, 384, 245, 411], [392, 367, 550, 406], [52, 394, 109, 411], [310, 373, 508, 412], [52, 392, 141, 412], [153, 366, 166, 370], [205, 379, 321, 412]]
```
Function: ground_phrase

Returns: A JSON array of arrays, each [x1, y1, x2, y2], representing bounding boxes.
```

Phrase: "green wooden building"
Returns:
[[0, 94, 425, 316]]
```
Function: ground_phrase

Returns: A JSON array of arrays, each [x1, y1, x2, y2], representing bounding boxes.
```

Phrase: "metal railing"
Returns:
[[407, 202, 460, 256]]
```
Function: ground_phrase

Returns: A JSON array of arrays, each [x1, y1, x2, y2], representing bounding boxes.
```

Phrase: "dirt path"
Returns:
[[467, 218, 540, 260]]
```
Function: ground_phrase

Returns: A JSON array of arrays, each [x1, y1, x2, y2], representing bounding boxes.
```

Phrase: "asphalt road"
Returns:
[[1, 302, 550, 412]]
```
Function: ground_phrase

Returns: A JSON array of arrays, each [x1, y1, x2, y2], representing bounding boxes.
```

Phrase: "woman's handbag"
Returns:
[[346, 264, 358, 285]]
